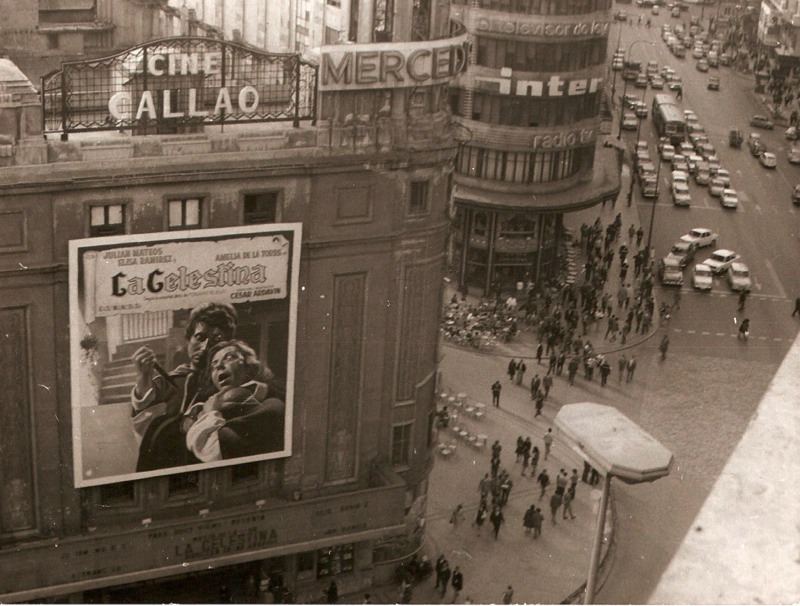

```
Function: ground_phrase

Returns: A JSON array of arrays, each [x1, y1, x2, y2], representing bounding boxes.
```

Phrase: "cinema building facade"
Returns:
[[448, 0, 620, 294], [0, 21, 466, 604]]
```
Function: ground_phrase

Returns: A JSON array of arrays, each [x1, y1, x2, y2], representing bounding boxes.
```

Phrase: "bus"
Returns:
[[652, 93, 686, 145]]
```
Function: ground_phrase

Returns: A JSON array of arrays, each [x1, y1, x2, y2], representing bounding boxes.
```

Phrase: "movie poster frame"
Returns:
[[69, 223, 301, 488]]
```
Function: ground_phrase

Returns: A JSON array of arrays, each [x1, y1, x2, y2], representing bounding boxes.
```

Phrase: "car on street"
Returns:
[[692, 46, 705, 59], [658, 256, 684, 286], [622, 112, 638, 130], [668, 74, 683, 89], [727, 262, 752, 292], [695, 162, 711, 185], [672, 181, 691, 206], [720, 52, 731, 65], [749, 115, 775, 129], [707, 155, 721, 173], [759, 151, 777, 168], [696, 59, 709, 72], [709, 177, 725, 197], [703, 249, 740, 275], [715, 168, 731, 187], [721, 188, 739, 209], [688, 154, 703, 174], [635, 74, 649, 89], [633, 101, 648, 118], [793, 184, 800, 205], [692, 263, 714, 290], [707, 76, 720, 91], [661, 143, 675, 161], [671, 6, 681, 18], [789, 146, 800, 164], [672, 169, 689, 185], [650, 76, 665, 89], [615, 9, 628, 21], [668, 239, 697, 268], [680, 142, 695, 157], [684, 110, 699, 124], [612, 57, 624, 71], [622, 93, 640, 109], [748, 137, 766, 157], [785, 126, 798, 141], [672, 154, 689, 173], [681, 227, 718, 248]]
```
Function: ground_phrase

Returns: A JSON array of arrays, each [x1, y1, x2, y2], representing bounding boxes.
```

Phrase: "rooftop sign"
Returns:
[[41, 37, 318, 137], [318, 35, 469, 91]]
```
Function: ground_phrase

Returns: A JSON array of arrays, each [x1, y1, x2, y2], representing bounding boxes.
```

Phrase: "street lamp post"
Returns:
[[617, 39, 655, 140], [610, 21, 623, 105], [555, 403, 674, 605]]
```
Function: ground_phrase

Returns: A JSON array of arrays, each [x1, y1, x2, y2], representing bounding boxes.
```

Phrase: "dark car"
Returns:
[[749, 115, 775, 130], [792, 184, 800, 205], [707, 76, 720, 91]]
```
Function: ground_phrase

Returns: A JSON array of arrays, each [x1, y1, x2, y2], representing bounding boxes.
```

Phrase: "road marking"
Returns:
[[716, 332, 726, 336], [686, 329, 696, 333], [764, 258, 788, 300], [701, 331, 710, 335]]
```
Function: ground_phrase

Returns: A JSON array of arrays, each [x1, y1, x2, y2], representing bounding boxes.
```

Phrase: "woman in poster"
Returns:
[[185, 339, 285, 462]]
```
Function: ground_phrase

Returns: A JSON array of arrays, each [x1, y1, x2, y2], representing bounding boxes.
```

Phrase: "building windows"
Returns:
[[409, 180, 430, 214], [456, 145, 587, 184], [374, 0, 394, 42], [475, 37, 606, 72], [168, 471, 200, 497], [450, 0, 611, 13], [98, 481, 136, 506], [316, 544, 355, 577], [89, 203, 125, 237], [468, 90, 601, 127], [168, 198, 202, 229], [243, 192, 279, 224], [391, 423, 413, 466]]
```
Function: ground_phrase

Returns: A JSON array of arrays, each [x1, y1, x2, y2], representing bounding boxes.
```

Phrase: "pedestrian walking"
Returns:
[[659, 335, 670, 360], [533, 390, 544, 417], [400, 579, 412, 604], [549, 491, 563, 524], [479, 473, 491, 498], [618, 354, 627, 382], [449, 504, 465, 529], [491, 440, 502, 459], [537, 468, 550, 500], [435, 554, 447, 590], [626, 355, 637, 382], [542, 372, 553, 398], [636, 226, 644, 247], [515, 436, 524, 463], [599, 359, 611, 387], [521, 448, 530, 477], [567, 356, 579, 385], [451, 567, 464, 603], [515, 360, 526, 386], [440, 561, 452, 598], [562, 487, 577, 520], [473, 502, 488, 535], [530, 445, 540, 478], [490, 505, 505, 540], [532, 507, 544, 538], [530, 374, 541, 400], [502, 585, 515, 604], [491, 380, 502, 407], [794, 296, 800, 317], [507, 359, 517, 381], [523, 505, 536, 536], [543, 428, 554, 460], [325, 580, 339, 604], [536, 342, 544, 364], [555, 469, 568, 496], [738, 289, 747, 311]]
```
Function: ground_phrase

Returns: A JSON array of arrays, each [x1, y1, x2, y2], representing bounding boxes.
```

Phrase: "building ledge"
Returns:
[[453, 145, 620, 212]]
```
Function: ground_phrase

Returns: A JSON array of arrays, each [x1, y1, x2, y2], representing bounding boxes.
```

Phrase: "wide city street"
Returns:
[[431, 3, 800, 603]]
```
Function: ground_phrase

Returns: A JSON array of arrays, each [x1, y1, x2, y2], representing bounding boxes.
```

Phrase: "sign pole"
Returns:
[[584, 473, 611, 604]]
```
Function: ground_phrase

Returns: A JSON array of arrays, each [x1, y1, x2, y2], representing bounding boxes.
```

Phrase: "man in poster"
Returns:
[[131, 302, 238, 471]]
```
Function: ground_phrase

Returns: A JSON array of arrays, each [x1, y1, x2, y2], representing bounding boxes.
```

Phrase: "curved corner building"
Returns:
[[449, 0, 621, 294]]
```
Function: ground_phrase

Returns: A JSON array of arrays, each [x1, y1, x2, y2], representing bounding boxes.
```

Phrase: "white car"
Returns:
[[759, 152, 777, 168], [681, 227, 719, 248], [672, 182, 691, 206], [727, 262, 752, 292], [672, 154, 689, 173], [703, 249, 740, 275], [661, 143, 675, 161], [788, 146, 800, 164], [672, 169, 689, 184], [715, 168, 731, 187], [692, 263, 714, 290], [622, 112, 638, 130], [680, 142, 695, 157], [721, 188, 739, 209], [709, 177, 725, 197]]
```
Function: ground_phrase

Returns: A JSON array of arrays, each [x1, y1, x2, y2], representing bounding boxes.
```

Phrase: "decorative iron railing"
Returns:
[[41, 37, 317, 138]]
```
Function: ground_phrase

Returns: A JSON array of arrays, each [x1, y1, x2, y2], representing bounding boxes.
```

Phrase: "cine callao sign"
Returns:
[[318, 35, 469, 91]]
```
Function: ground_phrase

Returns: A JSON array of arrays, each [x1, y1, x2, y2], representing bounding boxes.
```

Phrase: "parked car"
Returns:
[[708, 76, 720, 91], [661, 143, 676, 162], [692, 263, 714, 290], [788, 146, 800, 164], [658, 256, 684, 286], [681, 227, 718, 248], [668, 239, 697, 268], [750, 115, 775, 129], [672, 154, 689, 173], [727, 262, 752, 292], [793, 184, 800, 205], [721, 188, 739, 209], [759, 151, 777, 168], [715, 168, 731, 187], [703, 249, 740, 275]]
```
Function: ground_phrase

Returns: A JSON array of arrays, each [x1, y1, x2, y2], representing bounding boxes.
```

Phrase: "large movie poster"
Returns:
[[69, 224, 301, 487]]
